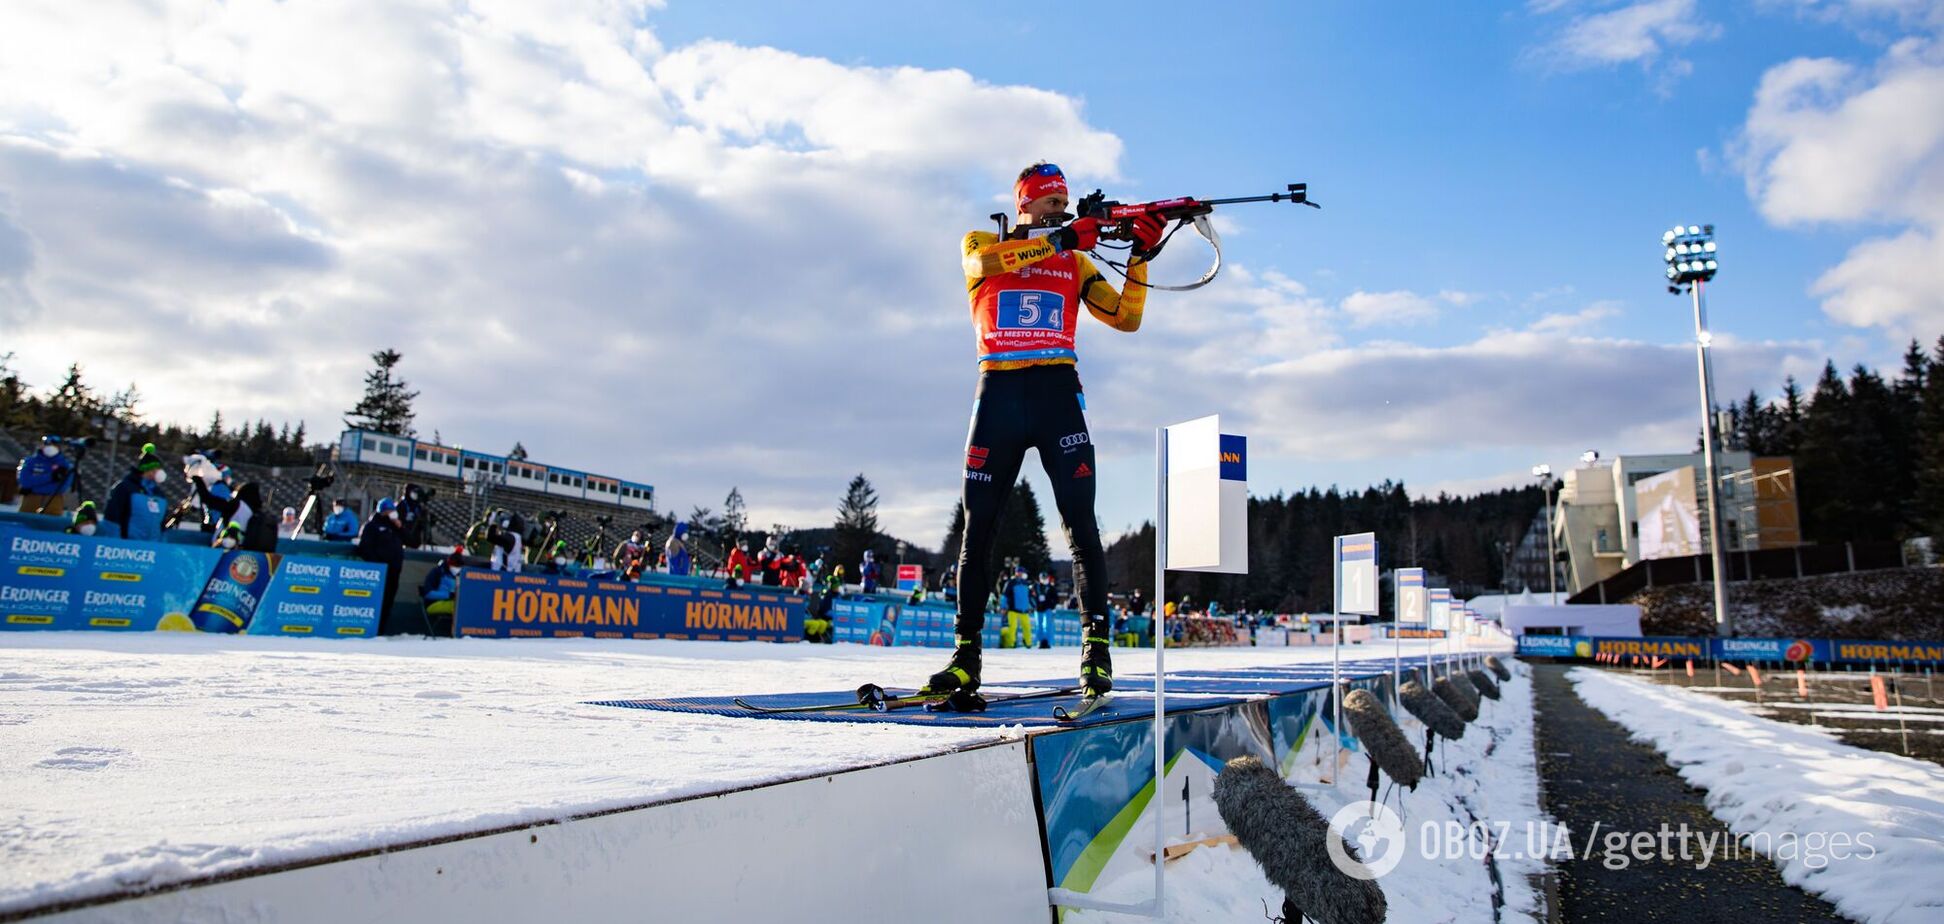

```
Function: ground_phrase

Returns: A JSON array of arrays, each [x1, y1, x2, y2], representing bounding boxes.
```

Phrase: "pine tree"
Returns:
[[1797, 362, 1853, 542], [343, 349, 419, 436], [508, 442, 529, 462], [1846, 366, 1903, 536], [1916, 337, 1944, 536], [204, 410, 225, 450], [994, 480, 1053, 579], [939, 502, 967, 567], [1775, 376, 1806, 456], [722, 487, 747, 540], [833, 474, 881, 573]]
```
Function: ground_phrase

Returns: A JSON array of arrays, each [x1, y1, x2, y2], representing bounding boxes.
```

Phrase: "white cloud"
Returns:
[[1340, 289, 1441, 327], [1536, 0, 1722, 73], [1732, 32, 1944, 341], [1529, 301, 1622, 333]]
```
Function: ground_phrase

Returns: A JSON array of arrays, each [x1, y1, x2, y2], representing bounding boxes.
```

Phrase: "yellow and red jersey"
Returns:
[[960, 231, 1147, 371]]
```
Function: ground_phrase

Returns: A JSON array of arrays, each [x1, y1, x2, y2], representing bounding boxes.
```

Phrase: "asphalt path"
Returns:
[[1529, 664, 1849, 923]]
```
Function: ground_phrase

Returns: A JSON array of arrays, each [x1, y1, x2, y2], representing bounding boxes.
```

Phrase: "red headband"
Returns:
[[1015, 170, 1068, 211]]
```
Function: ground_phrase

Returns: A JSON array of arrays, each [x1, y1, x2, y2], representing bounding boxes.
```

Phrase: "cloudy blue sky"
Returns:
[[2, 0, 1941, 548]]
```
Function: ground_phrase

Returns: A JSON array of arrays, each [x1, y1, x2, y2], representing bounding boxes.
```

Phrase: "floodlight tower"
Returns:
[[1663, 224, 1732, 636]]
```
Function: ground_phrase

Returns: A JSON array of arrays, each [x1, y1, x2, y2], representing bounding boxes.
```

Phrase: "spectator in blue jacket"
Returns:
[[322, 498, 359, 542], [860, 549, 881, 594], [420, 549, 464, 632], [1000, 566, 1035, 649], [102, 444, 168, 542], [16, 435, 75, 516]]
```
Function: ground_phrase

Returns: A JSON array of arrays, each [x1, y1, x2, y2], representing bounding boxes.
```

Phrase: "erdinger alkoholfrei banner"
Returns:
[[452, 569, 805, 642], [0, 528, 383, 637], [249, 557, 387, 637], [1, 528, 219, 631]]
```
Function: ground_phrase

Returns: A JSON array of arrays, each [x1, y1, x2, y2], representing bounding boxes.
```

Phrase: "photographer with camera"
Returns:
[[614, 528, 650, 580], [16, 435, 79, 516]]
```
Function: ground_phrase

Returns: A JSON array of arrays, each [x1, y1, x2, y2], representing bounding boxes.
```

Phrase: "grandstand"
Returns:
[[331, 428, 670, 557]]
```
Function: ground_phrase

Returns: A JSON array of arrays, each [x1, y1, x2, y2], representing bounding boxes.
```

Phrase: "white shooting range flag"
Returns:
[[1395, 568, 1427, 624], [1334, 533, 1379, 616], [1429, 587, 1451, 631], [1164, 415, 1248, 574]]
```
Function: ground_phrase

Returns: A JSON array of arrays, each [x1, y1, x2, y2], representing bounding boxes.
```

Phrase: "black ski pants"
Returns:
[[955, 364, 1108, 645]]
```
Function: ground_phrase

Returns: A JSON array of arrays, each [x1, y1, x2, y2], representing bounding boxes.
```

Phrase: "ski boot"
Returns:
[[925, 640, 985, 712], [1079, 617, 1113, 696]]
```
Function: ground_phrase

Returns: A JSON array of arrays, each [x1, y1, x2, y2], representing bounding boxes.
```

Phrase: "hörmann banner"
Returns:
[[452, 569, 804, 642]]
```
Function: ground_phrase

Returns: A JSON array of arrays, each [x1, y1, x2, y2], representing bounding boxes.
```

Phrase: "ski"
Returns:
[[1052, 693, 1110, 723], [732, 684, 1082, 716], [733, 684, 940, 715]]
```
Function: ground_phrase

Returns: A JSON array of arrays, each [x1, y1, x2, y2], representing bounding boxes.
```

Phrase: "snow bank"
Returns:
[[1571, 668, 1944, 924]]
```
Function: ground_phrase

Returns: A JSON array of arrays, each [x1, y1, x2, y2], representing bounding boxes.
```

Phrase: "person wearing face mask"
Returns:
[[356, 496, 407, 633], [542, 540, 580, 576], [397, 485, 427, 549], [664, 522, 693, 578], [103, 444, 169, 542], [16, 435, 76, 516], [924, 162, 1168, 707], [419, 549, 465, 633], [66, 500, 101, 536], [322, 498, 359, 542]]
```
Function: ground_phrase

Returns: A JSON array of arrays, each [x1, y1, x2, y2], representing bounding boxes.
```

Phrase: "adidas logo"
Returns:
[[1074, 462, 1093, 478]]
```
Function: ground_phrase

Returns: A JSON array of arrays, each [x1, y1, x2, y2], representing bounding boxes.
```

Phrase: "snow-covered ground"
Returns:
[[1572, 668, 1944, 924], [0, 632, 1448, 916], [1074, 660, 1548, 924]]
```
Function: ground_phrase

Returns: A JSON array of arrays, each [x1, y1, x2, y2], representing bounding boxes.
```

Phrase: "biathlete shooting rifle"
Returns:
[[992, 183, 1319, 292]]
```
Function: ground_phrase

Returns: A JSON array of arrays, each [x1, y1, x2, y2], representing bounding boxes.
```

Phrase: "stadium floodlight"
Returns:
[[1532, 464, 1557, 604], [1663, 222, 1732, 636]]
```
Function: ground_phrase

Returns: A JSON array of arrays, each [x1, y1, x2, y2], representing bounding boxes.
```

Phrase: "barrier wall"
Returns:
[[1516, 633, 1944, 666], [451, 568, 804, 642], [0, 527, 381, 637], [33, 743, 1052, 924], [829, 597, 1082, 647]]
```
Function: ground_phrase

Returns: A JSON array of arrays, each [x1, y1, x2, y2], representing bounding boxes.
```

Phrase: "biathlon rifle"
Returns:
[[1078, 183, 1320, 291]]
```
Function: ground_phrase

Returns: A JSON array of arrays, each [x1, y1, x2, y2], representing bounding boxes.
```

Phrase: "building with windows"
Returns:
[[1552, 452, 1800, 595]]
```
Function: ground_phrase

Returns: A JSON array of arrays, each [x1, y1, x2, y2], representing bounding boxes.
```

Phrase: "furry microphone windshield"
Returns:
[[1486, 655, 1512, 681], [1343, 688, 1422, 789], [1467, 668, 1502, 701], [1400, 680, 1465, 740], [1212, 756, 1388, 924], [1434, 675, 1480, 723]]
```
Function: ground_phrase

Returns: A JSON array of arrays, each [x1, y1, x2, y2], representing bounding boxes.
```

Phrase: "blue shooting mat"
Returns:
[[588, 684, 1245, 728], [583, 662, 1432, 727]]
